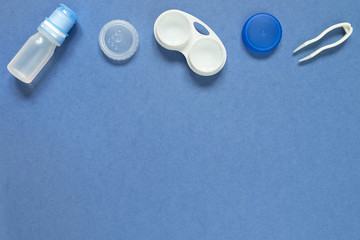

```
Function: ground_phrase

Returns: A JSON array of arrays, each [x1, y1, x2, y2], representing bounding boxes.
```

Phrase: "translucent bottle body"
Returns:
[[7, 31, 57, 83]]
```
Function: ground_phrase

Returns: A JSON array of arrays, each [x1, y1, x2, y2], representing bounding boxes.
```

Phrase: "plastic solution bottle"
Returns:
[[7, 4, 78, 84]]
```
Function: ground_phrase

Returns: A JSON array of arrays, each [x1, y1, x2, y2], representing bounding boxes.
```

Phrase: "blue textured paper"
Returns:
[[1, 0, 360, 240]]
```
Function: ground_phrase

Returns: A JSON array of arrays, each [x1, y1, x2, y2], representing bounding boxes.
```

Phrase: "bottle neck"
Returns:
[[37, 28, 61, 47], [38, 18, 67, 46]]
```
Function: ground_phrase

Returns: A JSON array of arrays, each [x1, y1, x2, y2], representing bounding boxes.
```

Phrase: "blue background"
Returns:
[[1, 0, 360, 239]]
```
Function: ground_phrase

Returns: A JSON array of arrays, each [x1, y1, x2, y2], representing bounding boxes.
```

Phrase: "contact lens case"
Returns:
[[154, 9, 227, 76]]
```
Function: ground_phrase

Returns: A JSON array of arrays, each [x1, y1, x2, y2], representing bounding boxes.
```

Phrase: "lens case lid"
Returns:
[[242, 13, 282, 54], [99, 20, 139, 61], [154, 10, 227, 76]]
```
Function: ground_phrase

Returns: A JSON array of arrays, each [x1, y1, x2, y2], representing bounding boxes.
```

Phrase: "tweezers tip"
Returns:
[[293, 44, 305, 54]]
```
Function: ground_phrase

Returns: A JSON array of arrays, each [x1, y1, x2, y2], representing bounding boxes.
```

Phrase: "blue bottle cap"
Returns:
[[242, 13, 282, 54], [38, 4, 78, 45]]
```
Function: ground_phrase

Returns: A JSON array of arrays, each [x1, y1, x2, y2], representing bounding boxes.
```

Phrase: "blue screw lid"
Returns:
[[48, 4, 78, 34], [38, 4, 78, 45], [242, 13, 282, 54]]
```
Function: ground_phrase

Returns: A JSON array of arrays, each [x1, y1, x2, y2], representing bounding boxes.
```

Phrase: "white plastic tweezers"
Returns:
[[294, 22, 353, 62]]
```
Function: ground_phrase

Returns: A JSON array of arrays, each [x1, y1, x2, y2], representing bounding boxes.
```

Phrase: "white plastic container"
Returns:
[[154, 10, 227, 76], [7, 4, 78, 84]]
